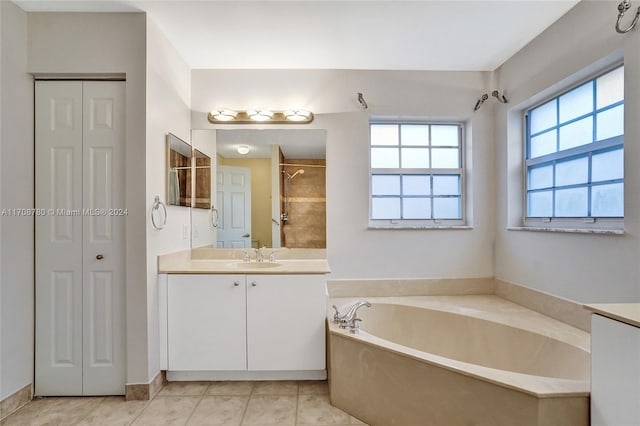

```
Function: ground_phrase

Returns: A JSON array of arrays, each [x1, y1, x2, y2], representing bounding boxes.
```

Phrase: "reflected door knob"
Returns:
[[251, 282, 257, 287], [96, 254, 104, 260]]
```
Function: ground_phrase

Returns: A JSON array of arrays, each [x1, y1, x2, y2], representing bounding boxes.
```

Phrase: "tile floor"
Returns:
[[0, 381, 368, 426]]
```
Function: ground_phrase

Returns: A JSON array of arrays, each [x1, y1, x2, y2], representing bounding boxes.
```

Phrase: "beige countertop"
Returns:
[[158, 248, 331, 275], [584, 303, 640, 328]]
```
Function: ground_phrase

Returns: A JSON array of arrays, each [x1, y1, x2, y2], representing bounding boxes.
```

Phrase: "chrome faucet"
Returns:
[[268, 249, 279, 262], [254, 247, 264, 263], [332, 300, 371, 333]]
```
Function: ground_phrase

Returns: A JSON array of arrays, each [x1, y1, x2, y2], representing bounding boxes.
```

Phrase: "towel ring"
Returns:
[[151, 196, 167, 230]]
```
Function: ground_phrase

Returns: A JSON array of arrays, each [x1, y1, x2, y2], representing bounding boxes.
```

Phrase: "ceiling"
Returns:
[[15, 0, 579, 71]]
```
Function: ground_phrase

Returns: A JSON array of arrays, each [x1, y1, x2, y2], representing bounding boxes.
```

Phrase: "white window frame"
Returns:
[[368, 120, 466, 228], [523, 64, 624, 231]]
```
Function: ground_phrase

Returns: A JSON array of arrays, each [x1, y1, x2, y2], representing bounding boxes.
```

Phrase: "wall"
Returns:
[[145, 17, 192, 382], [0, 1, 33, 401], [27, 12, 150, 384], [220, 157, 272, 248], [192, 69, 495, 279], [494, 1, 640, 303]]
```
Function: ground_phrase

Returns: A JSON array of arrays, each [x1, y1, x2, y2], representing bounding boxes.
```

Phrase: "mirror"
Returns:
[[166, 133, 193, 207], [193, 149, 211, 209], [190, 129, 326, 249]]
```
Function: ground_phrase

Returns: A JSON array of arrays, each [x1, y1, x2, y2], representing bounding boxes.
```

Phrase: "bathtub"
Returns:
[[327, 295, 590, 426]]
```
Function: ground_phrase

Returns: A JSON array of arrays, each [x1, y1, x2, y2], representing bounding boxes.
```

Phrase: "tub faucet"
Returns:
[[333, 300, 371, 333]]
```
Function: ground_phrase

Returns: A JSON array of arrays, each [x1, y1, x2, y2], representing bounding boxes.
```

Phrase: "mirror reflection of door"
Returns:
[[217, 165, 252, 248]]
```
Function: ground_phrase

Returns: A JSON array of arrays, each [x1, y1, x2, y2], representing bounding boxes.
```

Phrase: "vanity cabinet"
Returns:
[[167, 273, 327, 375]]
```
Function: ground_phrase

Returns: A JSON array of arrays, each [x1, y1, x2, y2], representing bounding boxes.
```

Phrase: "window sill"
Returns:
[[507, 226, 624, 235], [368, 225, 473, 230]]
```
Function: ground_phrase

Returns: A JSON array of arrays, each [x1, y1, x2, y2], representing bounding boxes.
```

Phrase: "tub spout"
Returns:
[[337, 300, 371, 333]]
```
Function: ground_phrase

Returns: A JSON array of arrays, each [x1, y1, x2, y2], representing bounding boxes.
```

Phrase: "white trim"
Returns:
[[166, 370, 327, 381]]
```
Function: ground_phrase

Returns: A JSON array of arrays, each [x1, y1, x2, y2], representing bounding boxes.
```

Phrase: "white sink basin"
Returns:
[[228, 262, 283, 269]]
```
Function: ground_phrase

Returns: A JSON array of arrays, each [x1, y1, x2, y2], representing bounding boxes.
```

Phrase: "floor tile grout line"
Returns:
[[127, 397, 152, 425], [182, 384, 209, 426], [294, 387, 300, 426], [70, 396, 106, 425]]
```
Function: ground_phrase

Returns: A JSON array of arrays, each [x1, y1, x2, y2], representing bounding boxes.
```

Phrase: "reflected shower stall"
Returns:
[[280, 160, 326, 248]]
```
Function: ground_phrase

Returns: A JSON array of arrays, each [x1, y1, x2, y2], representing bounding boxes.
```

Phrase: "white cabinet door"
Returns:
[[591, 314, 640, 426], [246, 274, 327, 371], [168, 275, 247, 371]]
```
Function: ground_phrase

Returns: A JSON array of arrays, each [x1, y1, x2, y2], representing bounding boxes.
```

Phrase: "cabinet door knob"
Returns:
[[234, 281, 240, 287], [96, 254, 104, 260], [251, 282, 257, 287]]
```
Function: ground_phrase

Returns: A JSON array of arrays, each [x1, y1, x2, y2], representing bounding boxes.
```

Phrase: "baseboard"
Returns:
[[125, 370, 166, 401], [166, 370, 327, 382], [0, 383, 32, 420]]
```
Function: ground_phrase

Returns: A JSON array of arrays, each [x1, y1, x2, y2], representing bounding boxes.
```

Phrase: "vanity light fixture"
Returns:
[[207, 109, 314, 124], [209, 109, 238, 121], [284, 109, 312, 122], [237, 145, 250, 155], [247, 109, 274, 122]]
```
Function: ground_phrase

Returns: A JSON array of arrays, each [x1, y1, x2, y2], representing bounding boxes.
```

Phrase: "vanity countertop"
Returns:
[[584, 303, 640, 328], [158, 248, 331, 275]]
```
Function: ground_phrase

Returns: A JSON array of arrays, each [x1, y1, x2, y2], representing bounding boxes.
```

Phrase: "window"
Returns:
[[525, 66, 624, 227], [369, 122, 464, 226]]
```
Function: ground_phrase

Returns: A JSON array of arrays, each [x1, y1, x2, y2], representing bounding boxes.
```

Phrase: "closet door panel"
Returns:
[[82, 81, 126, 395], [35, 81, 84, 396]]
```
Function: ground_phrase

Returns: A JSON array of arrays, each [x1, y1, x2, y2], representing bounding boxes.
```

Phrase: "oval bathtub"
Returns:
[[327, 296, 590, 426]]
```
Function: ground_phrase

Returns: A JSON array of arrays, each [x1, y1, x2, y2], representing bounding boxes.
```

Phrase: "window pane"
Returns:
[[596, 66, 624, 109], [431, 125, 459, 146], [528, 165, 553, 190], [592, 148, 623, 182], [371, 124, 399, 146], [372, 175, 400, 195], [528, 191, 553, 217], [401, 148, 429, 168], [559, 116, 593, 151], [371, 147, 399, 168], [596, 104, 623, 141], [433, 175, 460, 196], [403, 198, 431, 219], [592, 183, 623, 217], [371, 198, 400, 219], [401, 125, 428, 146], [530, 130, 557, 158], [402, 175, 431, 196], [530, 100, 557, 134], [555, 156, 588, 187], [431, 148, 459, 168], [555, 187, 588, 217], [433, 197, 460, 219], [559, 81, 593, 123]]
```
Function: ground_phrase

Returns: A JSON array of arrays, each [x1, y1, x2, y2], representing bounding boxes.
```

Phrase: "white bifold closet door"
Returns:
[[35, 81, 126, 396]]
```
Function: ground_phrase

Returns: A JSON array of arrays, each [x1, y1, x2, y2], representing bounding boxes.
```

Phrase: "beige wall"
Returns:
[[494, 1, 640, 303], [0, 0, 34, 401], [220, 157, 273, 248], [192, 70, 496, 280], [27, 12, 150, 384], [145, 17, 192, 381]]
